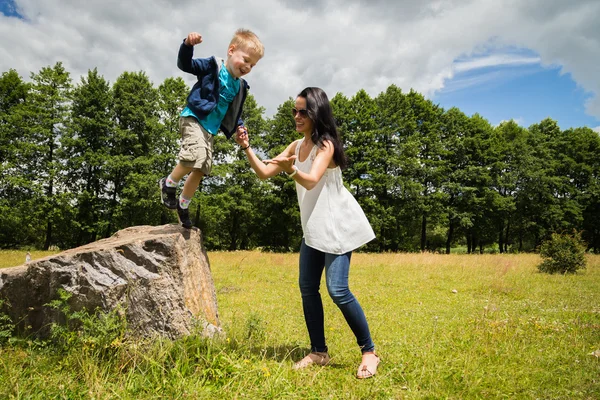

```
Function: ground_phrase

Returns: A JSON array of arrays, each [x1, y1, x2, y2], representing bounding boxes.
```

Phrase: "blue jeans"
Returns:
[[299, 239, 375, 354]]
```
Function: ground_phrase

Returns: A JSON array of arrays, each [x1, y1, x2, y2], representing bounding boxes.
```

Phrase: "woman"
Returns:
[[235, 87, 379, 379]]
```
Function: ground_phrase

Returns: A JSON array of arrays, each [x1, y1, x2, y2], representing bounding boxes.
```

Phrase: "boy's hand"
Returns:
[[235, 125, 249, 147], [185, 32, 203, 46]]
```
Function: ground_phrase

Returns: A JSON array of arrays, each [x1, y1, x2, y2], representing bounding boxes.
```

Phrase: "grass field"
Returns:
[[1, 250, 599, 399]]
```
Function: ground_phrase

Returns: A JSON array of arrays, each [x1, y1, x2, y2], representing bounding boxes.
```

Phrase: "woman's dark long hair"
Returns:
[[298, 87, 347, 169]]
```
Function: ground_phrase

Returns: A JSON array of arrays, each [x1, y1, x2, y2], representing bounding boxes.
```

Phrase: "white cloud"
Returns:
[[441, 67, 540, 94], [1, 0, 599, 120], [593, 126, 600, 133], [453, 54, 541, 73]]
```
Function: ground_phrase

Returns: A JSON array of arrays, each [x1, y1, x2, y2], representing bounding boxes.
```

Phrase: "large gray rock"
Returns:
[[0, 225, 220, 339]]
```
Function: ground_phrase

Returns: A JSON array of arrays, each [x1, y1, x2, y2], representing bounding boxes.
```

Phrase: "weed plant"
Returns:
[[538, 231, 587, 274]]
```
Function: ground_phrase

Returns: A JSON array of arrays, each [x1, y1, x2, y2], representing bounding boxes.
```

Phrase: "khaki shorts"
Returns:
[[177, 116, 214, 175]]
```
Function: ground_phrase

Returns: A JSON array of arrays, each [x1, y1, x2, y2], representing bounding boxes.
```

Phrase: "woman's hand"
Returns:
[[264, 154, 298, 174]]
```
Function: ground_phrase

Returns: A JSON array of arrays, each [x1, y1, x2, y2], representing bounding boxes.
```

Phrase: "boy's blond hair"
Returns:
[[230, 28, 264, 59]]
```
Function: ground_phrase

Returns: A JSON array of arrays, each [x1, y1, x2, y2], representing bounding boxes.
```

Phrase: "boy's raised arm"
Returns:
[[177, 32, 208, 75]]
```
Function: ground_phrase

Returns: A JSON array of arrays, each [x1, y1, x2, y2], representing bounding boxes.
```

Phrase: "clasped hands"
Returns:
[[235, 126, 296, 174]]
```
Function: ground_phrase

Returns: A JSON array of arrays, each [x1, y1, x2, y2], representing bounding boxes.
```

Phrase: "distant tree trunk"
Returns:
[[193, 184, 202, 229], [394, 219, 402, 252], [445, 220, 454, 254], [194, 204, 201, 229], [106, 195, 116, 238], [105, 171, 121, 238], [420, 214, 427, 252], [160, 209, 169, 225], [240, 232, 249, 250], [518, 230, 524, 253], [229, 213, 239, 251], [504, 220, 511, 252], [466, 231, 472, 254], [498, 220, 504, 254], [44, 142, 55, 250], [44, 221, 52, 250]]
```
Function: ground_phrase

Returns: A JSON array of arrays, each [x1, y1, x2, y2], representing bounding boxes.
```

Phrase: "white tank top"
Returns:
[[294, 139, 375, 254]]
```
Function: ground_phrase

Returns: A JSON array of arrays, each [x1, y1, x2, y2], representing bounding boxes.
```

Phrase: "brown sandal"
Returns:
[[356, 353, 380, 379], [293, 352, 331, 370]]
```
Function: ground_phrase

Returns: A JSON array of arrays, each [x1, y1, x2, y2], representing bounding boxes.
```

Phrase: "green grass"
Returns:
[[0, 250, 60, 269], [1, 250, 599, 399]]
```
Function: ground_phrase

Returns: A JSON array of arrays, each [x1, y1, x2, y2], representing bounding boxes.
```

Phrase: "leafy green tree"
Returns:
[[523, 118, 564, 248], [61, 69, 114, 246], [554, 126, 600, 252], [0, 69, 34, 247], [158, 77, 188, 137], [0, 69, 29, 169], [106, 71, 162, 234], [338, 89, 379, 201], [371, 85, 419, 251], [465, 114, 498, 253], [440, 107, 475, 253], [490, 120, 529, 252], [333, 90, 392, 251], [25, 63, 72, 249], [404, 90, 445, 252]]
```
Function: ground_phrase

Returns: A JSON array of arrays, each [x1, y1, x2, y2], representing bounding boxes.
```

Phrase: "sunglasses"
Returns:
[[292, 108, 309, 118]]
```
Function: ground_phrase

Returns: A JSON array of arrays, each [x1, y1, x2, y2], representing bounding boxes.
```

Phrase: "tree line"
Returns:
[[1, 63, 599, 253]]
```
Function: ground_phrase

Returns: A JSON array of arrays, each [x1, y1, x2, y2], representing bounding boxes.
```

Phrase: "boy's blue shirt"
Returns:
[[200, 62, 241, 134], [177, 39, 248, 139]]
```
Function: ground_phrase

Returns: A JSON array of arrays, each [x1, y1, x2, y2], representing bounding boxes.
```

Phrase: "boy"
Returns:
[[159, 29, 264, 228]]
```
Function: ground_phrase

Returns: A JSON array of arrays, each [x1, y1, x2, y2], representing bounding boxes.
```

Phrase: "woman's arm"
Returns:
[[235, 126, 298, 180]]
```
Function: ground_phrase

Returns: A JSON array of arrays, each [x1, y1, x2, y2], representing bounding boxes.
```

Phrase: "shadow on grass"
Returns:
[[240, 343, 308, 362], [242, 343, 350, 369]]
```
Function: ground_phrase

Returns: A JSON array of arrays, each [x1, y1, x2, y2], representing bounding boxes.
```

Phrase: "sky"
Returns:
[[1, 0, 599, 132]]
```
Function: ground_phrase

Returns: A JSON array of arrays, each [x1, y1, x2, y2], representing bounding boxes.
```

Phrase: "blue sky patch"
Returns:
[[433, 48, 600, 130], [0, 0, 22, 18]]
